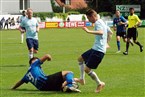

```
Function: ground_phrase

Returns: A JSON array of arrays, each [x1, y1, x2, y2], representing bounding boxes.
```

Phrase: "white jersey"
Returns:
[[20, 17, 39, 40], [92, 19, 108, 53]]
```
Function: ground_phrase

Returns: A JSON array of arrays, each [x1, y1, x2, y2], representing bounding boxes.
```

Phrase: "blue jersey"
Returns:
[[21, 59, 48, 90], [113, 16, 127, 33], [20, 17, 38, 40], [92, 19, 108, 53]]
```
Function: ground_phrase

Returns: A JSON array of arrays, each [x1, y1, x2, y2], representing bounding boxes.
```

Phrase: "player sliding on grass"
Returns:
[[19, 8, 39, 59], [77, 9, 108, 93], [12, 54, 81, 92]]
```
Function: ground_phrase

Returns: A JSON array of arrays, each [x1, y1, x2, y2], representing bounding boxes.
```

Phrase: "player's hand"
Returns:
[[113, 27, 116, 31], [82, 27, 89, 33], [118, 21, 123, 25], [21, 29, 25, 33], [133, 25, 137, 28]]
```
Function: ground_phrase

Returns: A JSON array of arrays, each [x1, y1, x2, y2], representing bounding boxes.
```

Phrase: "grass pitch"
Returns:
[[0, 27, 144, 97]]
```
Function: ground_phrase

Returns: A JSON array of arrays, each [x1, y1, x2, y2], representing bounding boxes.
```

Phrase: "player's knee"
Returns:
[[133, 40, 137, 43], [84, 67, 91, 74], [34, 50, 38, 53], [78, 56, 84, 62], [62, 71, 73, 76]]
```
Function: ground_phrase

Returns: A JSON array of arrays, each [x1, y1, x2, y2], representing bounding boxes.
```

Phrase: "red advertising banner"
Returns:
[[45, 21, 92, 28]]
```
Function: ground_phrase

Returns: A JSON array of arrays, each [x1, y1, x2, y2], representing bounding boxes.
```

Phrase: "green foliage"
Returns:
[[33, 12, 54, 21], [82, 15, 86, 21], [67, 11, 80, 15], [99, 12, 113, 17], [54, 13, 68, 21]]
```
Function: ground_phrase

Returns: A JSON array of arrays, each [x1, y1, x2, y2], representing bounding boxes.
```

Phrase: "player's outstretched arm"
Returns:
[[82, 27, 103, 35], [40, 54, 52, 63], [11, 80, 24, 90]]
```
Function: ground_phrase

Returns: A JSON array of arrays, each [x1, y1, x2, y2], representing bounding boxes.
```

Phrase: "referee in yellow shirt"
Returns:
[[123, 7, 143, 55]]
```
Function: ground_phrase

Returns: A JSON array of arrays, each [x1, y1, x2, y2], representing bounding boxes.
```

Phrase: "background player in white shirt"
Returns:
[[19, 8, 39, 59]]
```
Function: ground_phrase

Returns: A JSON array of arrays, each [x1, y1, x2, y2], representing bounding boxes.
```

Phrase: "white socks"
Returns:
[[21, 33, 24, 43], [79, 62, 85, 79], [29, 52, 33, 59], [88, 70, 101, 85]]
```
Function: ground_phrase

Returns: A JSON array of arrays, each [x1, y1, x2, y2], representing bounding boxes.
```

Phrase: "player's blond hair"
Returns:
[[86, 9, 97, 17], [27, 8, 33, 12]]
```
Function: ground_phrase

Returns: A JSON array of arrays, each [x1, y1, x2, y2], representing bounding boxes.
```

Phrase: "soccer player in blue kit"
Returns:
[[77, 9, 107, 93], [113, 10, 133, 53], [12, 54, 81, 92], [19, 8, 39, 59]]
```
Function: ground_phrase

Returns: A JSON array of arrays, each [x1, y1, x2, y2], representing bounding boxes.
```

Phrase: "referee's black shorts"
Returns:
[[40, 71, 64, 91], [127, 28, 138, 40]]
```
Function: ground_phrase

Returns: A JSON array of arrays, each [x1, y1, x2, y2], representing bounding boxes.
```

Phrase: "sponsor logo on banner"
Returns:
[[85, 22, 92, 27], [59, 22, 65, 28], [77, 21, 85, 27], [45, 22, 58, 28], [65, 22, 77, 27], [39, 22, 45, 28]]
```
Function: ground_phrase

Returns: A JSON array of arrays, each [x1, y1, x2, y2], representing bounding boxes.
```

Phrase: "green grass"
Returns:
[[0, 28, 145, 97]]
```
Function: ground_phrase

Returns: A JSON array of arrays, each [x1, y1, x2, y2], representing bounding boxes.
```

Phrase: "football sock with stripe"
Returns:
[[79, 62, 85, 79], [88, 70, 101, 85]]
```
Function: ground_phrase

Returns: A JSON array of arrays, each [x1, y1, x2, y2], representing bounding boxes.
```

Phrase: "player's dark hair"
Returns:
[[86, 9, 97, 17], [115, 10, 120, 12], [22, 10, 25, 14], [29, 57, 39, 65], [129, 7, 134, 10]]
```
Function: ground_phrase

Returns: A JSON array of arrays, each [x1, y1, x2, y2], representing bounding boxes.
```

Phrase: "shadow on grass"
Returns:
[[9, 88, 80, 95], [0, 64, 26, 67], [106, 52, 139, 56]]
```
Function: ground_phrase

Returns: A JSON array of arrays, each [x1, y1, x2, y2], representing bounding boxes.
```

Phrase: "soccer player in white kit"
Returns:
[[19, 8, 39, 59], [77, 9, 108, 93]]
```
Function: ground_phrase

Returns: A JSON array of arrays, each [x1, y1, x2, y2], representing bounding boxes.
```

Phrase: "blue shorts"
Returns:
[[21, 27, 26, 30], [82, 49, 104, 69], [26, 38, 39, 50]]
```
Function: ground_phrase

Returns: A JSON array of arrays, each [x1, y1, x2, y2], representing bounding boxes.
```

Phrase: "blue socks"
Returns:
[[65, 72, 74, 87], [117, 41, 120, 51]]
